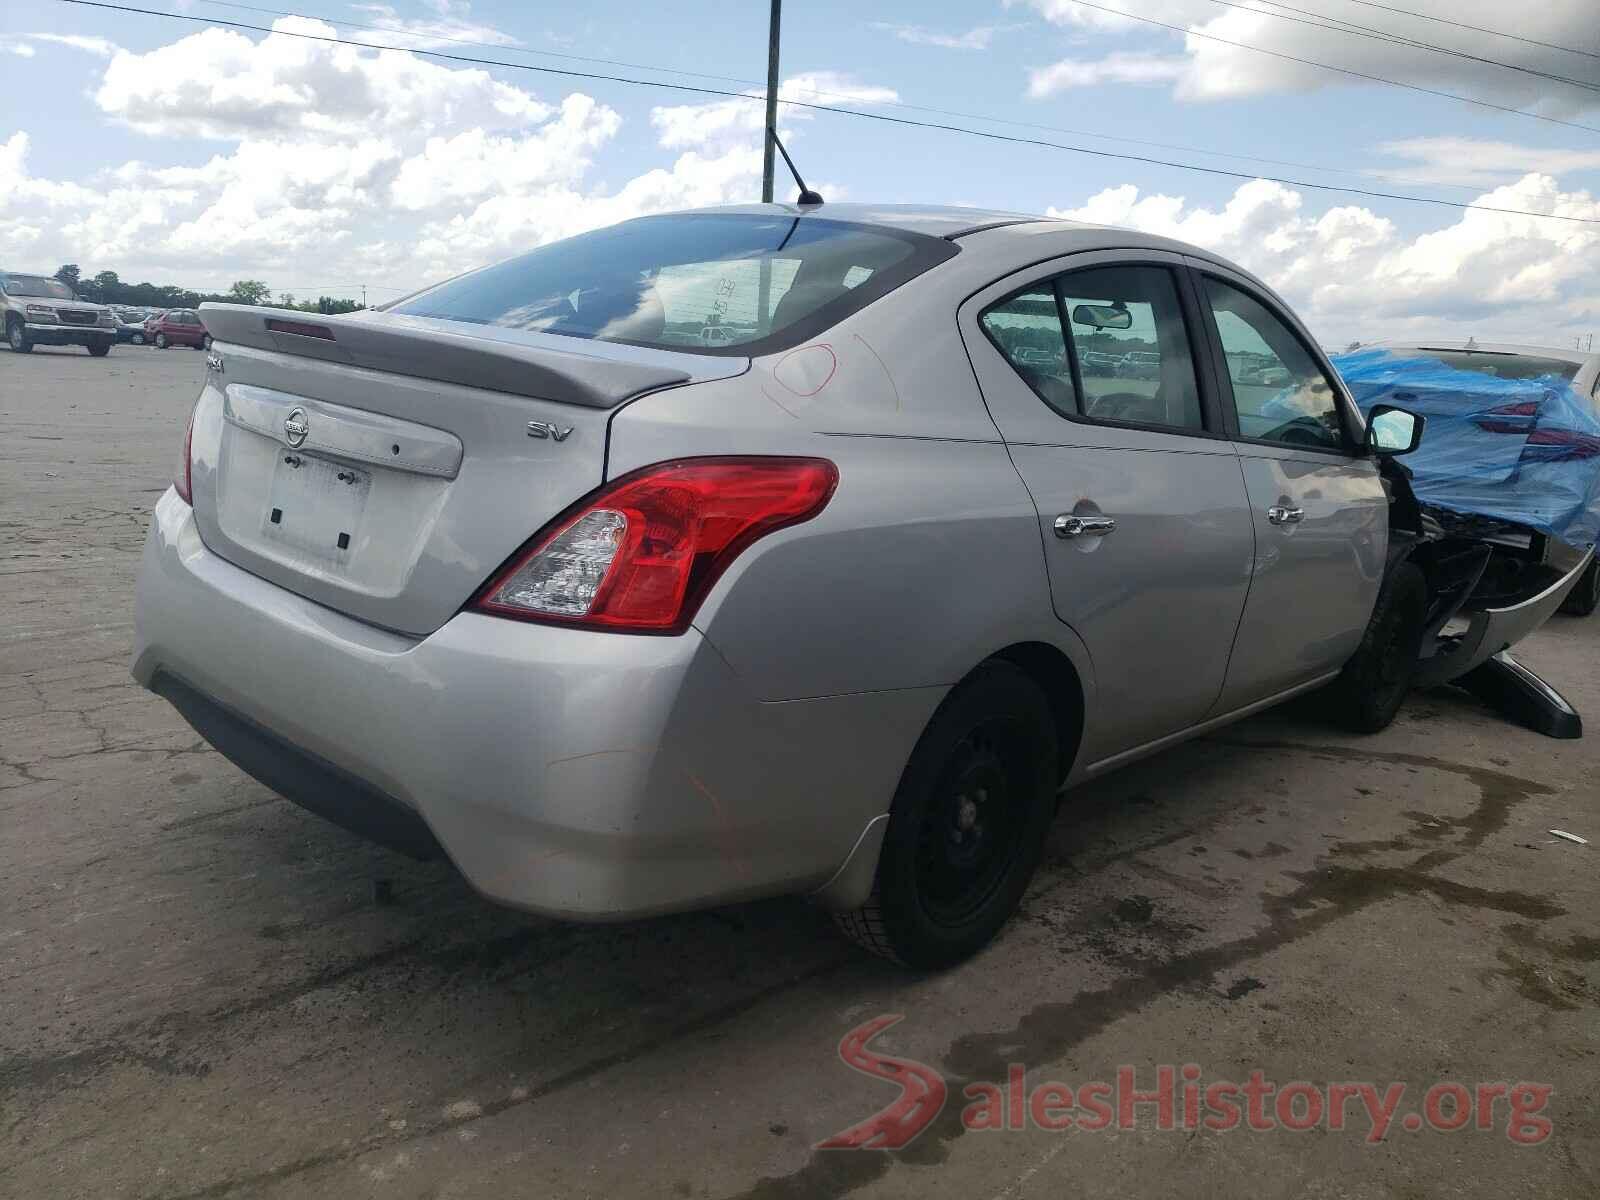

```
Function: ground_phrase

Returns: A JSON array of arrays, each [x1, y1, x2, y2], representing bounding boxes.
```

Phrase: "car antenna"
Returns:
[[767, 126, 823, 207]]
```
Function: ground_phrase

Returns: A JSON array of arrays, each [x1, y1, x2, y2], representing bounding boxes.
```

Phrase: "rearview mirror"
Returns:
[[1366, 404, 1425, 456], [1071, 303, 1132, 331]]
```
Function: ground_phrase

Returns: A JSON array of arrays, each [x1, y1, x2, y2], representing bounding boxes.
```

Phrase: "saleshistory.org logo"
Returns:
[[817, 1016, 1555, 1149], [815, 1015, 948, 1150]]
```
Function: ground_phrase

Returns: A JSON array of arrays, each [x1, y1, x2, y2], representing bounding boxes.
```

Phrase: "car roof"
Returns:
[[665, 202, 1258, 272], [1371, 338, 1596, 365], [668, 202, 1041, 239]]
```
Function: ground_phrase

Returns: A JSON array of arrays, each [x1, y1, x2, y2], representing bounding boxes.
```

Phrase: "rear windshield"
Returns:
[[1413, 349, 1582, 383], [387, 213, 957, 356], [4, 275, 75, 300]]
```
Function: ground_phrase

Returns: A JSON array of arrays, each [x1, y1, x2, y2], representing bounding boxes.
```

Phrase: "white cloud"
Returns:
[[391, 94, 620, 210], [1021, 0, 1600, 116], [1028, 52, 1186, 94], [26, 33, 118, 57], [2, 40, 37, 58], [1052, 173, 1600, 345], [0, 21, 814, 293], [1373, 138, 1600, 190], [94, 16, 549, 140], [652, 72, 899, 152], [870, 22, 1019, 50], [346, 0, 520, 50], [413, 145, 764, 268]]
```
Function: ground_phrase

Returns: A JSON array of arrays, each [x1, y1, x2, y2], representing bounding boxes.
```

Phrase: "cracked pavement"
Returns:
[[2, 345, 1598, 1198]]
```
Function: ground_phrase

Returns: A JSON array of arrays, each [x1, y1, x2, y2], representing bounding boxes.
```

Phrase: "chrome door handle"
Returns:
[[1267, 505, 1305, 526], [1055, 514, 1117, 539]]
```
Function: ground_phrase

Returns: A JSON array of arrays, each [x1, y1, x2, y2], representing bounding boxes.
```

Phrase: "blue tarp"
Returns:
[[1330, 348, 1600, 548]]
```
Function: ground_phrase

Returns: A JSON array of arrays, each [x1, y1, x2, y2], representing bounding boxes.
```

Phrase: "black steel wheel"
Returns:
[[835, 661, 1058, 968]]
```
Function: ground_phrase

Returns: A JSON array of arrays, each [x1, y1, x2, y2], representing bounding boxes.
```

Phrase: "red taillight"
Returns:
[[174, 411, 194, 504], [471, 457, 839, 634]]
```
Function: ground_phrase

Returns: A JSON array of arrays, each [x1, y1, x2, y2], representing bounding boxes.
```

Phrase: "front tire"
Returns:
[[131, 333, 145, 345], [834, 662, 1059, 968], [155, 332, 168, 349], [1327, 561, 1426, 733], [202, 334, 213, 350], [1559, 558, 1600, 617], [7, 317, 32, 353], [87, 341, 111, 357]]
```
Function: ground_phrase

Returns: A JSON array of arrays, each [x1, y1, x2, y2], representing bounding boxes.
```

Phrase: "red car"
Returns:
[[145, 309, 211, 350]]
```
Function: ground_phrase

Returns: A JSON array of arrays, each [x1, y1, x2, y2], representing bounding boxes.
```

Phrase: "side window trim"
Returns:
[[1190, 265, 1360, 457], [1170, 264, 1231, 439], [1050, 280, 1087, 416]]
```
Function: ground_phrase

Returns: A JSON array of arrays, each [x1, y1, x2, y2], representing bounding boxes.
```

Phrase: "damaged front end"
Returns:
[[1342, 346, 1599, 697], [1395, 490, 1592, 688]]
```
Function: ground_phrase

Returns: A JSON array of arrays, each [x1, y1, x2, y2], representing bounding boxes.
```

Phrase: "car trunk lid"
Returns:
[[189, 304, 745, 635]]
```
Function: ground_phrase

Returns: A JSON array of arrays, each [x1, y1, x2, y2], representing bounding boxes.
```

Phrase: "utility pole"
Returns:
[[361, 285, 368, 308], [761, 0, 781, 203]]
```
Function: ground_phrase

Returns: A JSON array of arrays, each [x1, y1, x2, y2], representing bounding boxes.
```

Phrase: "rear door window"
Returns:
[[979, 263, 1207, 434], [1060, 266, 1203, 430]]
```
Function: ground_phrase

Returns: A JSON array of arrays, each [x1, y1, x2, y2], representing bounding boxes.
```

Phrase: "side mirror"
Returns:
[[1366, 404, 1425, 456]]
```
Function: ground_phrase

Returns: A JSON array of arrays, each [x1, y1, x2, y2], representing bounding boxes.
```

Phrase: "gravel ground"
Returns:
[[2, 343, 1597, 1199]]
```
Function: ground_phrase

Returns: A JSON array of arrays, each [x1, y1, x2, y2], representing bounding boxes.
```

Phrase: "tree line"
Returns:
[[50, 265, 366, 315]]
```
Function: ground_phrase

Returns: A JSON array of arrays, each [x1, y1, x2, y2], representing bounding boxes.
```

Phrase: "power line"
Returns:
[[1335, 0, 1600, 63], [48, 0, 1600, 227], [1056, 0, 1600, 135], [183, 0, 1491, 196], [183, 0, 1436, 187], [1194, 0, 1600, 94]]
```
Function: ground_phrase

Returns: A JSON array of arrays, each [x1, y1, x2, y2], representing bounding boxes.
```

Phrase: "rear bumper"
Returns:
[[132, 491, 935, 919]]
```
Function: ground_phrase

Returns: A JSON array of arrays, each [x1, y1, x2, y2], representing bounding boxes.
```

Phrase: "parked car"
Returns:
[[1116, 350, 1161, 379], [1239, 364, 1292, 387], [1013, 345, 1062, 369], [1342, 339, 1600, 617], [131, 205, 1591, 968], [115, 308, 153, 343], [146, 308, 211, 350], [1370, 338, 1600, 408], [1, 271, 117, 355]]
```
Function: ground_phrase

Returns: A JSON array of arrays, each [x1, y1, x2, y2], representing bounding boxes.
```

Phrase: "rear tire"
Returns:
[[88, 341, 111, 357], [202, 333, 213, 350], [1327, 561, 1427, 733], [834, 661, 1059, 969], [131, 333, 145, 345], [1559, 558, 1600, 617], [7, 317, 32, 353]]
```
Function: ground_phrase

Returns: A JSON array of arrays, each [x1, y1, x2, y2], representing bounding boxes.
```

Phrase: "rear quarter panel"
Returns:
[[605, 325, 1094, 708]]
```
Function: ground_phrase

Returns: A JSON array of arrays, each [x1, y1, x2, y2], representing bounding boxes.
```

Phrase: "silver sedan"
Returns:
[[132, 204, 1581, 967]]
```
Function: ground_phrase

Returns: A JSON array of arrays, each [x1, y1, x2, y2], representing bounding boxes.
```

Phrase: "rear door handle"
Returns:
[[1055, 514, 1117, 539], [1267, 505, 1305, 526]]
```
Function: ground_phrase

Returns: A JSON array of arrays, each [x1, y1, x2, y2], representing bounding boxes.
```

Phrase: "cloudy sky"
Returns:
[[2, 0, 1598, 346]]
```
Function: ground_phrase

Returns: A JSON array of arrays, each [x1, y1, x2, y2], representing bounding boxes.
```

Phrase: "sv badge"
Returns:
[[526, 421, 574, 442]]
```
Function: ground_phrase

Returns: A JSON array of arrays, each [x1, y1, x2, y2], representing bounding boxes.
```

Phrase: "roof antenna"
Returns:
[[767, 126, 823, 207]]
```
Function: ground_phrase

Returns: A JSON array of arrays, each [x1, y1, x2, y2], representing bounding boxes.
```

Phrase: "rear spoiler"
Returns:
[[196, 303, 713, 409]]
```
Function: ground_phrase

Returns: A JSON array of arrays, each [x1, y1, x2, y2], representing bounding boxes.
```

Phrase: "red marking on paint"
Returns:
[[773, 344, 838, 397]]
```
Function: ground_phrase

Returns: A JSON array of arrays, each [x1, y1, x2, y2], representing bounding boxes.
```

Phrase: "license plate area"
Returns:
[[260, 450, 371, 566]]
